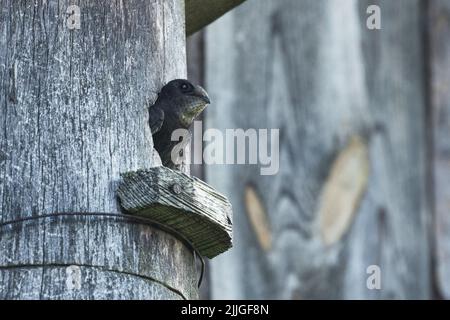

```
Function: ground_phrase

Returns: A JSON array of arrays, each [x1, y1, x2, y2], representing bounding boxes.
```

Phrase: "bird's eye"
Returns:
[[180, 83, 190, 92]]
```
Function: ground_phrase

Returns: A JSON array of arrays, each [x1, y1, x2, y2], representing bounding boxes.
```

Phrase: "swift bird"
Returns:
[[149, 79, 210, 169]]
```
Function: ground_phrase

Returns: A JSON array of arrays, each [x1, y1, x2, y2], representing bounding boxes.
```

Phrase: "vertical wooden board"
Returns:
[[187, 32, 206, 180], [0, 0, 197, 299], [0, 267, 182, 300], [430, 0, 450, 299], [186, 32, 210, 298], [205, 0, 430, 299]]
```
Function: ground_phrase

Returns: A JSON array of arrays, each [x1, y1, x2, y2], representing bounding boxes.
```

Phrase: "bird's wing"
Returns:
[[148, 106, 164, 134]]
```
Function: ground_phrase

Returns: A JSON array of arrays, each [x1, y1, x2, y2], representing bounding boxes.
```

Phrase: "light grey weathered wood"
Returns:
[[186, 32, 212, 299], [206, 0, 430, 299], [118, 167, 233, 259], [0, 0, 199, 299], [185, 0, 246, 35]]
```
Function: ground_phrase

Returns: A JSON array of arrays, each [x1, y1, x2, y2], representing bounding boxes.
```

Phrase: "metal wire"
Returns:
[[0, 211, 205, 288]]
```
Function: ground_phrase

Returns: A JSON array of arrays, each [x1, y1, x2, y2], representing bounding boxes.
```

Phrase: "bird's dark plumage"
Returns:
[[149, 79, 210, 168], [149, 106, 165, 135]]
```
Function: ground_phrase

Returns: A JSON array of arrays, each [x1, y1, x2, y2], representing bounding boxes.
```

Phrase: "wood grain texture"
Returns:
[[117, 167, 233, 259], [319, 136, 369, 246], [244, 185, 272, 251], [429, 0, 450, 299], [0, 215, 199, 299], [185, 0, 246, 35], [0, 0, 199, 299], [206, 0, 430, 299], [186, 32, 212, 299]]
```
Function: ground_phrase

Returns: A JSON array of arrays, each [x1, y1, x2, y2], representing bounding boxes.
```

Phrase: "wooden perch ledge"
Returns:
[[117, 167, 233, 259]]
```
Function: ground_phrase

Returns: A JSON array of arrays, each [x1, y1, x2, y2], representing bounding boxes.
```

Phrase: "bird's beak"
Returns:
[[192, 85, 211, 104]]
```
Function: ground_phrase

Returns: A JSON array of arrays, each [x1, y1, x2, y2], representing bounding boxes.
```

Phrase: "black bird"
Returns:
[[149, 79, 210, 169]]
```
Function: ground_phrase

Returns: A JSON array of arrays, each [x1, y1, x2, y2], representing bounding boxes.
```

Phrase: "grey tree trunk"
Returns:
[[206, 0, 430, 299], [0, 0, 199, 299]]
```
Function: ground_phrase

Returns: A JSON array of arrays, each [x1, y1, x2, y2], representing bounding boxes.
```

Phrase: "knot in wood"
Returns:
[[171, 183, 182, 195]]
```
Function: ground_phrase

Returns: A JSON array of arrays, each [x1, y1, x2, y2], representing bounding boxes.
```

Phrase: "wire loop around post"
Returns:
[[0, 211, 205, 288]]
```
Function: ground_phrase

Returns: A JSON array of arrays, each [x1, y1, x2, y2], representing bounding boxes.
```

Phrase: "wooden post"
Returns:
[[118, 167, 233, 259], [0, 0, 200, 299]]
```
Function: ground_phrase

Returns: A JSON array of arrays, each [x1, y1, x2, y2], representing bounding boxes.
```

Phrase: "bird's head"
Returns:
[[158, 79, 211, 127]]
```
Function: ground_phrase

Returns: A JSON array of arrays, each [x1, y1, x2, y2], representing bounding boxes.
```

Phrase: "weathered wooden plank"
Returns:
[[206, 0, 430, 299], [187, 31, 206, 180], [429, 0, 450, 299], [318, 136, 370, 246], [186, 0, 246, 35], [186, 32, 212, 299], [118, 167, 233, 259], [0, 0, 199, 299]]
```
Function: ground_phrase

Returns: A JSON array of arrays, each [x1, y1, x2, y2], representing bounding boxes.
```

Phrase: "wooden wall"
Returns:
[[202, 0, 438, 299], [430, 0, 450, 300]]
